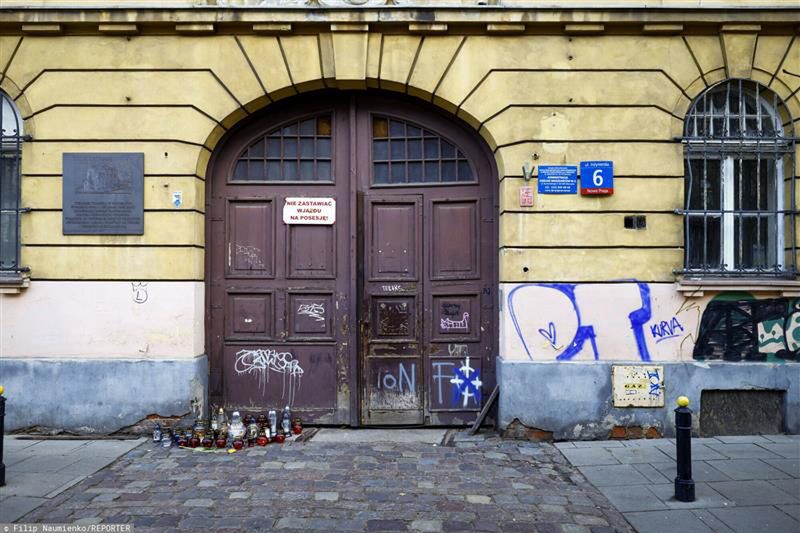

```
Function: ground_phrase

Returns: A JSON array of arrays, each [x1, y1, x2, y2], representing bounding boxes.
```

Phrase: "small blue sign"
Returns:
[[538, 165, 577, 194], [580, 160, 614, 195]]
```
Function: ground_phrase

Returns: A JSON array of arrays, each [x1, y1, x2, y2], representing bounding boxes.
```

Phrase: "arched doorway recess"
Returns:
[[207, 91, 498, 426]]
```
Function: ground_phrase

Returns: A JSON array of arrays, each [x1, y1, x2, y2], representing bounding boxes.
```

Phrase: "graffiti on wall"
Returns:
[[131, 282, 148, 304], [503, 283, 797, 363], [650, 317, 685, 344], [694, 295, 800, 362], [506, 282, 655, 361]]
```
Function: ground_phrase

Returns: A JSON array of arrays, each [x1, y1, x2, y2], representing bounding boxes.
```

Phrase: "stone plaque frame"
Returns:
[[63, 153, 144, 235]]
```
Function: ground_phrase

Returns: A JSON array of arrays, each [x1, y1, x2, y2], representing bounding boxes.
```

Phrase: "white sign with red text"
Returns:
[[283, 197, 336, 225]]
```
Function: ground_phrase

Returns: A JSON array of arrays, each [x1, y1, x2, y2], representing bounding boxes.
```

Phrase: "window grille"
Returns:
[[679, 79, 797, 278], [372, 115, 475, 185], [0, 91, 26, 274], [231, 114, 333, 182]]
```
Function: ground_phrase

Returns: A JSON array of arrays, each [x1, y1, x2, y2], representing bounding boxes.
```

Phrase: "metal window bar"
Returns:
[[676, 80, 797, 278], [0, 92, 29, 274]]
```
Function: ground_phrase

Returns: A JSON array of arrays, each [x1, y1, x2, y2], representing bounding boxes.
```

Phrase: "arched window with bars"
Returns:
[[681, 79, 797, 277], [1, 91, 26, 279]]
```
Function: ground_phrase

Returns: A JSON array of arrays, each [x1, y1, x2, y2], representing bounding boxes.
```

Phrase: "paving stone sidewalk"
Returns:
[[12, 430, 633, 532], [0, 437, 146, 521], [556, 435, 800, 533]]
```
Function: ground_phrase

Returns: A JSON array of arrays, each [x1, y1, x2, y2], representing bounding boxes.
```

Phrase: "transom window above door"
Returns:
[[372, 116, 475, 185], [232, 114, 333, 182]]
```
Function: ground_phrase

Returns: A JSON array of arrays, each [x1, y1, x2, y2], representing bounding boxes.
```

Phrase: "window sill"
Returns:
[[0, 271, 31, 294], [675, 277, 800, 297]]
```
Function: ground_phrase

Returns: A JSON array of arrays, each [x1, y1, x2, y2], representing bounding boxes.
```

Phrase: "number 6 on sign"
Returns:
[[580, 161, 614, 196]]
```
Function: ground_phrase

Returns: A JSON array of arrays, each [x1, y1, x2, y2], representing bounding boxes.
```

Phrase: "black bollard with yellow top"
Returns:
[[674, 395, 695, 502], [0, 385, 5, 486]]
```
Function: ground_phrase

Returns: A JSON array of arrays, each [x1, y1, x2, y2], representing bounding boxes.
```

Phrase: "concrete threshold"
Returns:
[[310, 428, 448, 444]]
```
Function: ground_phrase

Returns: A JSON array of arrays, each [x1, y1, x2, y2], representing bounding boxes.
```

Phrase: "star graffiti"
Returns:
[[450, 356, 483, 408]]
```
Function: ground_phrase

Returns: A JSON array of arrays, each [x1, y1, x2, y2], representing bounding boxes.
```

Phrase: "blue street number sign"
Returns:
[[538, 165, 577, 194], [580, 160, 614, 195]]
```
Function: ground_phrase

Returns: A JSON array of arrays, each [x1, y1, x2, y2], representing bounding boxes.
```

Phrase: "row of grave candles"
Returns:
[[153, 407, 302, 450]]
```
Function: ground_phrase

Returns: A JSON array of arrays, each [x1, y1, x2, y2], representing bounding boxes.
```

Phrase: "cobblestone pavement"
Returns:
[[18, 432, 633, 532]]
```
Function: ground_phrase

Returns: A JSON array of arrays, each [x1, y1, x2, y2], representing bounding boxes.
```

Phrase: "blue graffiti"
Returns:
[[450, 358, 482, 407], [508, 284, 598, 361], [647, 368, 661, 397], [650, 317, 685, 344], [507, 282, 653, 362], [630, 283, 653, 361], [538, 321, 558, 348]]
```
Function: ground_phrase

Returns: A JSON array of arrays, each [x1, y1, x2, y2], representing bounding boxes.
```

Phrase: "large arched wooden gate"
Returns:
[[207, 92, 497, 426]]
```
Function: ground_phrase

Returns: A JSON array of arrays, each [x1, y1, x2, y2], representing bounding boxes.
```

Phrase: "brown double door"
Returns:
[[207, 93, 496, 426]]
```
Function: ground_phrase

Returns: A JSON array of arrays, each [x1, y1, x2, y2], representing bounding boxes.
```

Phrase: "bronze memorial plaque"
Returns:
[[63, 153, 144, 235]]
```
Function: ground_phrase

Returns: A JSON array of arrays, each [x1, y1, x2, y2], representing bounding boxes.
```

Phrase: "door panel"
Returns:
[[209, 102, 353, 424], [222, 344, 337, 409], [287, 292, 334, 340], [432, 293, 479, 341], [226, 199, 275, 278], [225, 290, 274, 339], [365, 357, 422, 423], [287, 224, 336, 279], [361, 195, 423, 424], [354, 101, 497, 426], [430, 200, 480, 280], [221, 190, 347, 418], [368, 201, 419, 280], [425, 197, 488, 423]]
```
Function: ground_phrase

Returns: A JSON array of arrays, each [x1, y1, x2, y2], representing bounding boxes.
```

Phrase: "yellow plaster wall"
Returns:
[[22, 212, 204, 246], [495, 142, 684, 178], [379, 35, 423, 92], [22, 71, 240, 122], [277, 35, 325, 92], [21, 247, 204, 280], [5, 24, 797, 282], [460, 71, 688, 126], [499, 178, 682, 213], [22, 176, 204, 211], [501, 213, 682, 248], [237, 36, 296, 101], [781, 38, 800, 99], [483, 107, 677, 146], [331, 31, 369, 89], [500, 248, 683, 282], [32, 107, 218, 146], [22, 142, 207, 177]]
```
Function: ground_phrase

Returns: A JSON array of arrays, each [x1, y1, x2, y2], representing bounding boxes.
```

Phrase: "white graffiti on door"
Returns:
[[376, 362, 416, 393], [382, 284, 403, 292], [235, 244, 265, 269], [234, 348, 304, 404], [297, 303, 325, 323], [441, 312, 470, 331], [448, 344, 468, 357]]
